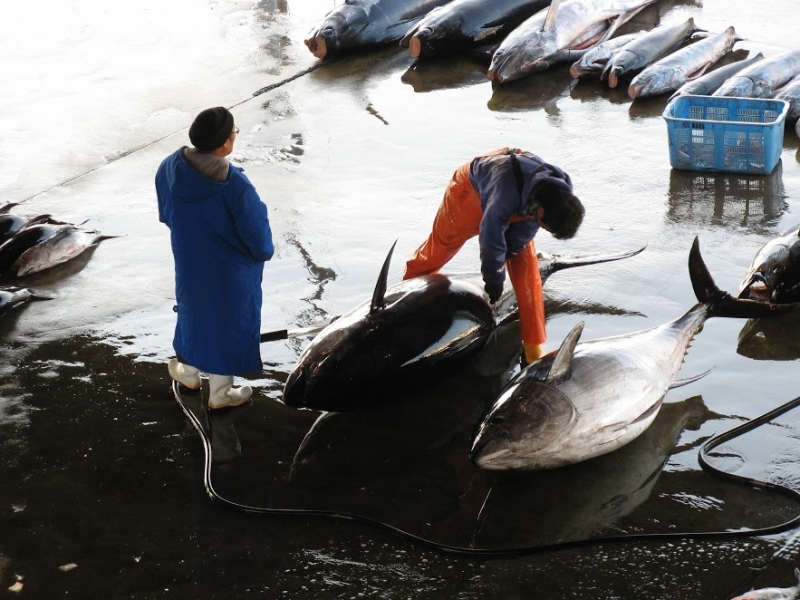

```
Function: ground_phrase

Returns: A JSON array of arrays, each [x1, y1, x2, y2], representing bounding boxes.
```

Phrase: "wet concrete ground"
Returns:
[[3, 0, 800, 597]]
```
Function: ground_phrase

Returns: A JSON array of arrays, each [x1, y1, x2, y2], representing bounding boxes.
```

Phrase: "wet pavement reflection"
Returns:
[[3, 0, 800, 597]]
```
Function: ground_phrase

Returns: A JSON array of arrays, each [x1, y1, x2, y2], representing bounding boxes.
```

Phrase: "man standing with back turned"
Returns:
[[404, 147, 584, 366], [156, 106, 274, 409]]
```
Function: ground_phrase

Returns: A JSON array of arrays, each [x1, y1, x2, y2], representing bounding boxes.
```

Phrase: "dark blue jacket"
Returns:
[[156, 148, 274, 374], [470, 150, 573, 287]]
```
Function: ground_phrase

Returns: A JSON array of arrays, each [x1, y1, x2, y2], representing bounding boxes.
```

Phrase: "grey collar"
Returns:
[[184, 147, 230, 182]]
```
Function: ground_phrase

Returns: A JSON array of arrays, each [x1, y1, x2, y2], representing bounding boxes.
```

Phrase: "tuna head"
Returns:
[[714, 75, 762, 98], [738, 227, 800, 304], [304, 3, 370, 59], [470, 322, 584, 470], [487, 30, 560, 83], [628, 65, 685, 99]]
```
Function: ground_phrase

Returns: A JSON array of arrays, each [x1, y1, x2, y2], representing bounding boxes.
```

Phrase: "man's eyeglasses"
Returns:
[[232, 127, 240, 135]]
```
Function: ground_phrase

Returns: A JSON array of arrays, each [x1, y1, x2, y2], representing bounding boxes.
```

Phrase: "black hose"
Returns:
[[176, 382, 800, 558]]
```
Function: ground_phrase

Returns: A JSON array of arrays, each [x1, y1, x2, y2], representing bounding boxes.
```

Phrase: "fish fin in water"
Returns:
[[546, 321, 584, 382], [370, 240, 397, 315], [689, 236, 800, 319], [668, 367, 713, 390]]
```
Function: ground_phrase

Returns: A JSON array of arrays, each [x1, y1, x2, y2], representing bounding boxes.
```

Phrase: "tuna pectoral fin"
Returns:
[[547, 321, 584, 382], [370, 240, 397, 315], [548, 245, 646, 275], [474, 26, 503, 43], [690, 236, 800, 318], [669, 368, 713, 390]]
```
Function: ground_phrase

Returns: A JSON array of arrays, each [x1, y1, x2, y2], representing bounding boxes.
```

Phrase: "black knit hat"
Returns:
[[189, 107, 234, 152]]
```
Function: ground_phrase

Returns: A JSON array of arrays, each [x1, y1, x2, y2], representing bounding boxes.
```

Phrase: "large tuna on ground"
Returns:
[[304, 0, 454, 59], [487, 0, 659, 84], [470, 237, 797, 470]]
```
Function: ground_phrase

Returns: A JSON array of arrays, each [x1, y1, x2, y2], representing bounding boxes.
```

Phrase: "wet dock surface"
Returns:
[[2, 0, 800, 597]]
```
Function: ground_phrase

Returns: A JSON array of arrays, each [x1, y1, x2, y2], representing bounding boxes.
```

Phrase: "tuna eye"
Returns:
[[490, 416, 505, 426]]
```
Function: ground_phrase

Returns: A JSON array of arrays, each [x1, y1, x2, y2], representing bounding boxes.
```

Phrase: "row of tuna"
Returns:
[[572, 17, 800, 109], [0, 203, 117, 319], [304, 0, 800, 120], [281, 225, 800, 471]]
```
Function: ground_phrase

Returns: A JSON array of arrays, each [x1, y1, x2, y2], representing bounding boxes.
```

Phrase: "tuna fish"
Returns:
[[283, 242, 645, 412], [669, 52, 764, 101], [304, 0, 454, 59], [399, 0, 551, 59], [601, 18, 702, 88], [729, 568, 800, 600], [568, 30, 644, 79], [714, 47, 800, 99], [737, 225, 800, 304], [0, 286, 49, 318], [10, 227, 119, 277], [487, 0, 658, 84], [0, 223, 67, 275], [470, 237, 796, 470], [775, 75, 800, 123], [628, 26, 742, 99]]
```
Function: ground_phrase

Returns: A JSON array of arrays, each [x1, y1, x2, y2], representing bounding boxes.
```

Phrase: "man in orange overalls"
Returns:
[[403, 148, 585, 365]]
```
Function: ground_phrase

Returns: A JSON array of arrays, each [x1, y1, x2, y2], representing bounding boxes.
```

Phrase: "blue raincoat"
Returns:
[[470, 150, 573, 288], [156, 148, 274, 375]]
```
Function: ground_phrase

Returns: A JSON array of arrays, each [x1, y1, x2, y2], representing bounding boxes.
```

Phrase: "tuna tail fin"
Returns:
[[546, 321, 584, 382], [542, 0, 561, 32], [370, 240, 397, 315], [690, 236, 799, 318]]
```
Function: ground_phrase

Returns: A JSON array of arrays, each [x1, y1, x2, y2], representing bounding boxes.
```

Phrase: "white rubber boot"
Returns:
[[207, 374, 252, 410], [168, 358, 202, 389]]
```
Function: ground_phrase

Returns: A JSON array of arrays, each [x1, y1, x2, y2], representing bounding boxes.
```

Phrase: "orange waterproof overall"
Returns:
[[403, 152, 546, 347]]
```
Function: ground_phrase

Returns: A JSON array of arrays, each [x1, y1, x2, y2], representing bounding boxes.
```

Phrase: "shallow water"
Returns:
[[3, 0, 800, 597]]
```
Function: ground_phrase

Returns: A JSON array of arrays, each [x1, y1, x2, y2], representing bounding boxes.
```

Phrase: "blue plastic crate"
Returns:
[[663, 95, 789, 174]]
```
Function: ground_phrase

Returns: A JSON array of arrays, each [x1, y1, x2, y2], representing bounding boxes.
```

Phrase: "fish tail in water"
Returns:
[[689, 237, 799, 319]]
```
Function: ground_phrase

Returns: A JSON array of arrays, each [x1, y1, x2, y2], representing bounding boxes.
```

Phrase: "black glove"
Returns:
[[485, 281, 503, 304]]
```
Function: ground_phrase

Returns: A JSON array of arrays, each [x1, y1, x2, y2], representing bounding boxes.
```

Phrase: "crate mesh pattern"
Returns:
[[664, 96, 787, 174]]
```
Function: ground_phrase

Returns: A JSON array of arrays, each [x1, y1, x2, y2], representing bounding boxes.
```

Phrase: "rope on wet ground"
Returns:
[[175, 381, 800, 559], [16, 61, 331, 206]]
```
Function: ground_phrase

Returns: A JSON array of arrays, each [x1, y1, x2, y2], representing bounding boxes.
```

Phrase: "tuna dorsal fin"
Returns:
[[542, 0, 562, 32], [370, 240, 397, 315], [547, 321, 584, 382]]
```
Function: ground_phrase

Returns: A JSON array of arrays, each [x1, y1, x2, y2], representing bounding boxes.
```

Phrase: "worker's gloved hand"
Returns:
[[485, 281, 503, 304], [521, 342, 546, 367]]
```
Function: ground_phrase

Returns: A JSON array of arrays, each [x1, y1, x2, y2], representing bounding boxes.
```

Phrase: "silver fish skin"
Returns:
[[400, 0, 551, 59], [669, 52, 764, 101], [12, 228, 102, 277], [568, 30, 644, 79], [738, 225, 800, 304], [0, 286, 36, 317], [602, 18, 701, 88], [729, 567, 800, 600], [714, 47, 800, 99], [487, 0, 658, 84], [775, 74, 800, 122], [304, 0, 452, 59], [629, 26, 742, 99], [470, 237, 795, 470]]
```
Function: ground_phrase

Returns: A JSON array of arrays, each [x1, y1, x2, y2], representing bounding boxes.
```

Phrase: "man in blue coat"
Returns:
[[156, 107, 274, 409]]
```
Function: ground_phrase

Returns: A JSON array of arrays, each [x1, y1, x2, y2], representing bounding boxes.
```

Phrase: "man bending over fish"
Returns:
[[404, 148, 585, 365], [156, 107, 274, 409]]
